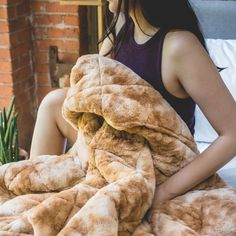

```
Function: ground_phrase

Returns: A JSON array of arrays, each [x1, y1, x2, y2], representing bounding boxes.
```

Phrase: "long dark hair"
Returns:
[[100, 0, 206, 57]]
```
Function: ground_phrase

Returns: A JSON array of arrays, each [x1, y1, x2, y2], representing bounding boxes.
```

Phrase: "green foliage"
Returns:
[[0, 97, 20, 165]]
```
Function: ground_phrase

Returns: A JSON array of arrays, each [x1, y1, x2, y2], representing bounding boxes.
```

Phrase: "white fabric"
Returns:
[[197, 142, 236, 187], [194, 39, 236, 143]]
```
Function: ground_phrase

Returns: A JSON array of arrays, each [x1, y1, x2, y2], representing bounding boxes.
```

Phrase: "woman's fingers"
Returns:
[[19, 148, 29, 160]]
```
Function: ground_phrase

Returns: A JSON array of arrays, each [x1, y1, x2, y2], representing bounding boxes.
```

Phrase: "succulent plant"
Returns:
[[0, 97, 20, 165]]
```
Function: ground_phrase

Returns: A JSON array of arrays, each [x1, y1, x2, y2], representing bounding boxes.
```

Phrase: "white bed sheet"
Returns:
[[197, 142, 236, 188]]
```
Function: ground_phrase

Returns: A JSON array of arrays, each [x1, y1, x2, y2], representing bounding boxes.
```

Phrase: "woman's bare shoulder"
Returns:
[[164, 30, 204, 58]]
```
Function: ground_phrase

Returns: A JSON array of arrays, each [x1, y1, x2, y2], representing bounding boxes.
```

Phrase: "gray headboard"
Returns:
[[190, 0, 236, 39]]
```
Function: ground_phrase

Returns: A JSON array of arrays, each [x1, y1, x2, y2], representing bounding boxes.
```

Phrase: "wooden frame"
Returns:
[[60, 0, 104, 43], [60, 1, 102, 6]]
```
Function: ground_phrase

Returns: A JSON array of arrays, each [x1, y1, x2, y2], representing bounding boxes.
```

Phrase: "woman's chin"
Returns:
[[108, 3, 118, 13]]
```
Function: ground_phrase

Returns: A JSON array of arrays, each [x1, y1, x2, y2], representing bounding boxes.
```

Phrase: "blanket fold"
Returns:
[[0, 54, 235, 236]]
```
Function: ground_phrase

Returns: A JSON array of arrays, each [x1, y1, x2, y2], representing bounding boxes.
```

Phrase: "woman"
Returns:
[[30, 0, 236, 207]]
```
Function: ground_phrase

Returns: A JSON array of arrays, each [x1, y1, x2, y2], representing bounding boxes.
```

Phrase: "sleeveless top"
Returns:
[[114, 17, 196, 135]]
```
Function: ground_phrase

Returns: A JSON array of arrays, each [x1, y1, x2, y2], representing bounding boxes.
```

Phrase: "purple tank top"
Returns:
[[114, 17, 196, 135]]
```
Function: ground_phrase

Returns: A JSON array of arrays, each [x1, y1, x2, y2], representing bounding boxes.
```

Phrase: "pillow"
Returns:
[[194, 39, 236, 143]]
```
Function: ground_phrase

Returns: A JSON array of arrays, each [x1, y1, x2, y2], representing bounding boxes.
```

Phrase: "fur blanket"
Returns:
[[0, 54, 236, 236]]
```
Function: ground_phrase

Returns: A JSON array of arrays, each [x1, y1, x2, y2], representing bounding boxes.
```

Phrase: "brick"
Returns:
[[20, 29, 32, 42], [64, 15, 79, 27], [16, 101, 36, 120], [17, 54, 31, 70], [38, 86, 54, 95], [18, 132, 34, 151], [17, 116, 34, 135], [47, 28, 79, 39], [0, 0, 19, 5], [0, 97, 14, 108], [0, 85, 14, 97], [0, 21, 9, 33], [0, 48, 11, 58], [38, 86, 54, 102], [11, 57, 21, 72], [35, 63, 48, 73], [7, 5, 17, 19], [34, 14, 62, 26], [17, 108, 35, 149], [0, 0, 7, 4], [30, 1, 83, 124], [16, 2, 30, 17], [37, 73, 50, 86], [34, 27, 47, 40], [15, 92, 36, 113], [15, 85, 35, 102], [36, 39, 63, 51], [11, 43, 32, 59], [14, 78, 35, 95], [34, 52, 48, 64], [13, 65, 33, 82], [0, 32, 10, 45], [36, 40, 79, 53], [9, 29, 32, 47], [31, 2, 46, 13], [8, 32, 20, 47], [60, 41, 79, 52], [0, 61, 12, 73], [58, 51, 79, 63], [45, 2, 78, 14], [9, 16, 30, 33], [0, 73, 13, 83], [17, 111, 35, 129], [0, 6, 7, 19]]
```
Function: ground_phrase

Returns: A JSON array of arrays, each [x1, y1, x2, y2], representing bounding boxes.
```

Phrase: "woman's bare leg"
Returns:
[[30, 89, 77, 159]]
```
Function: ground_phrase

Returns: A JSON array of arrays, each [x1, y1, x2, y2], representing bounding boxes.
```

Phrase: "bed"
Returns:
[[190, 0, 236, 187]]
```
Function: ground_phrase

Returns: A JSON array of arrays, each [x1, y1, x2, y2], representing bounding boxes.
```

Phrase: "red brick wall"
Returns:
[[0, 0, 82, 151], [31, 1, 80, 102], [0, 0, 36, 150]]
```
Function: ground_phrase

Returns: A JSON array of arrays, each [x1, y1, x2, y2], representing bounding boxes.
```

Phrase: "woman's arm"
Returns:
[[99, 33, 113, 57], [153, 31, 236, 204], [99, 13, 125, 57]]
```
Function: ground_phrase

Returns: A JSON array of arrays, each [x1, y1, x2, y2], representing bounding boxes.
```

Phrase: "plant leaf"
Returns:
[[3, 108, 7, 133], [0, 134, 6, 164], [6, 96, 15, 124]]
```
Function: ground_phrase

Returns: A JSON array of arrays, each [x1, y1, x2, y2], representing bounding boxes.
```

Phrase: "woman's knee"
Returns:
[[37, 89, 77, 144], [39, 89, 67, 113], [36, 89, 68, 137]]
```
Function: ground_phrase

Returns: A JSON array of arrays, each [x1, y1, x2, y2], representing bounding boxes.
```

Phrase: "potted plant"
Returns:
[[0, 96, 22, 165]]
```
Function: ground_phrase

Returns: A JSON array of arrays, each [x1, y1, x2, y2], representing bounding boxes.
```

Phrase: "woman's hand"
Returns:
[[151, 185, 170, 209], [19, 148, 29, 160], [147, 184, 172, 221], [148, 183, 183, 221], [146, 185, 169, 222]]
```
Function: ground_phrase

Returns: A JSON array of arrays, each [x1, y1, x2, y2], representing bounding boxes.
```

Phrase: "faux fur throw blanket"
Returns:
[[0, 54, 236, 236]]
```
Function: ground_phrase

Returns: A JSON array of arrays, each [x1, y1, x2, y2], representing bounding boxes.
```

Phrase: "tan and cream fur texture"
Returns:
[[0, 54, 235, 235]]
